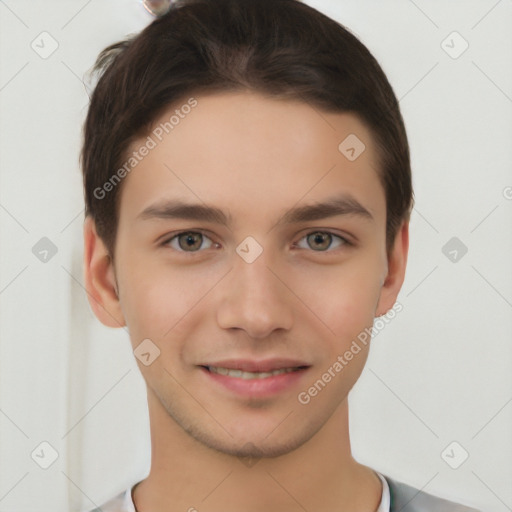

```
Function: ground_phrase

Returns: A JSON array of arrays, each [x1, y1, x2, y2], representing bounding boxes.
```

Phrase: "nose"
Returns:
[[216, 250, 294, 339]]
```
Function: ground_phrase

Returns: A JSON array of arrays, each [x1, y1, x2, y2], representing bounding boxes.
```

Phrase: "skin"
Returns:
[[84, 90, 409, 512]]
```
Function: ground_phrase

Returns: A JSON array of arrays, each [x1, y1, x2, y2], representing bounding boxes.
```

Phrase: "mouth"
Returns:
[[202, 365, 309, 380], [198, 359, 311, 397]]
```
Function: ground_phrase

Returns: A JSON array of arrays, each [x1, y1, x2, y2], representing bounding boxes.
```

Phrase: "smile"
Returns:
[[199, 362, 310, 397], [206, 366, 301, 379]]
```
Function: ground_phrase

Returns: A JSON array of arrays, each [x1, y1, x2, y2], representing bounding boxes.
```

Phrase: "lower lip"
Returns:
[[199, 366, 309, 398]]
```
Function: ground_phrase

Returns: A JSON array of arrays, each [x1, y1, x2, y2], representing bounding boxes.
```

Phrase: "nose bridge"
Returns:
[[216, 246, 294, 338]]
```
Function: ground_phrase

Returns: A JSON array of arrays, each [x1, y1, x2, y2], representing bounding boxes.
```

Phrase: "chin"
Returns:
[[179, 416, 326, 460]]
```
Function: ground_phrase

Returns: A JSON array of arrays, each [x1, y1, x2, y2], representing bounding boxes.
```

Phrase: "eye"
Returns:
[[295, 231, 349, 252], [162, 231, 216, 252], [161, 230, 350, 254]]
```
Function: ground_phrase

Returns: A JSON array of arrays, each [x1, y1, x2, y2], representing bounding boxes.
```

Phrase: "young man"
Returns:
[[82, 1, 480, 510]]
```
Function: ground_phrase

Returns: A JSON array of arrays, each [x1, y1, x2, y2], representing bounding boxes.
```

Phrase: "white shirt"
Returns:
[[92, 471, 390, 512]]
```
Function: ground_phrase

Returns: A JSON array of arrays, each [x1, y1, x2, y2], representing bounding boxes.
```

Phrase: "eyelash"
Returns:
[[160, 230, 352, 254]]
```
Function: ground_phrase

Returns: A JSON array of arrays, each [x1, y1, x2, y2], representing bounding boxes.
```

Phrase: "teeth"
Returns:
[[208, 366, 297, 379]]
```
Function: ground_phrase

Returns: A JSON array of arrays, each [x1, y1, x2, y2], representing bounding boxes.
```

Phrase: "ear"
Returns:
[[375, 220, 409, 317], [83, 216, 126, 328]]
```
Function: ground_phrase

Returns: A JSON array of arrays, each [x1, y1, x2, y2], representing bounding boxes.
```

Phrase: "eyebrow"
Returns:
[[137, 195, 373, 227]]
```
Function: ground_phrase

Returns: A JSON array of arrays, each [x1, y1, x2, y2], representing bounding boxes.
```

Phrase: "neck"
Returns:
[[133, 388, 382, 512]]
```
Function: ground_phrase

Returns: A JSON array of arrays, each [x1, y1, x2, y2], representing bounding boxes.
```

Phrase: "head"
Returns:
[[82, 0, 413, 458]]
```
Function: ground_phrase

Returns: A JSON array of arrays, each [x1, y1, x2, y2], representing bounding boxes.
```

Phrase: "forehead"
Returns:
[[119, 90, 385, 227]]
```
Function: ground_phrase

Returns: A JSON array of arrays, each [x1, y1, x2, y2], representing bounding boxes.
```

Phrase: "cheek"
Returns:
[[115, 254, 166, 340], [297, 259, 382, 344], [115, 254, 219, 342], [296, 263, 381, 405]]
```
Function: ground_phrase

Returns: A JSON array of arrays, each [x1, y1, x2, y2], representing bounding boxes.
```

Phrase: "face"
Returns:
[[85, 90, 407, 458]]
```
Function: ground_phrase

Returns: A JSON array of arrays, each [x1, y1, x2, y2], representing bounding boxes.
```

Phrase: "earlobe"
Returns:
[[83, 216, 126, 328], [375, 221, 409, 317]]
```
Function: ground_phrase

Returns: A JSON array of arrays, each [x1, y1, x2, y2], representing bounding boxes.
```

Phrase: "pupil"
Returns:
[[309, 232, 330, 251], [180, 232, 201, 251]]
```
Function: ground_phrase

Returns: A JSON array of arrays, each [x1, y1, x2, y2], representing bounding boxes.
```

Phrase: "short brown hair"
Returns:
[[81, 0, 413, 259]]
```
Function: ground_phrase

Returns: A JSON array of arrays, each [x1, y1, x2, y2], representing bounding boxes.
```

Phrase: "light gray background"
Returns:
[[0, 1, 511, 510]]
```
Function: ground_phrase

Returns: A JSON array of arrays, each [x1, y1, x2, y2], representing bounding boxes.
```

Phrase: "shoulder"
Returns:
[[383, 474, 482, 512], [87, 487, 135, 512]]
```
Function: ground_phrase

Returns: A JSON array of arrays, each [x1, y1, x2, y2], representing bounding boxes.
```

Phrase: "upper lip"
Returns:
[[200, 359, 310, 373]]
